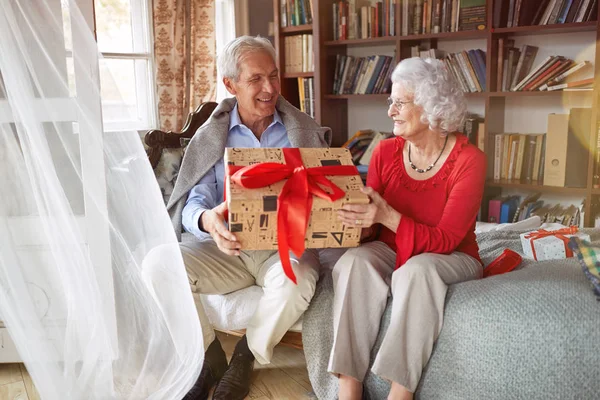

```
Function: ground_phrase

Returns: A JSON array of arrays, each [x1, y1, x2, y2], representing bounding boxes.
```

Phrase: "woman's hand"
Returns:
[[337, 187, 401, 232]]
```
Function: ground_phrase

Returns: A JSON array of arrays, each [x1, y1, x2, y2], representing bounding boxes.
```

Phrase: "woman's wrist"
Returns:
[[380, 205, 401, 232]]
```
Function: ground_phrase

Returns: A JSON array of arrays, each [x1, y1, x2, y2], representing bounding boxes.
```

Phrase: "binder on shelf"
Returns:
[[565, 108, 592, 188], [543, 113, 569, 187]]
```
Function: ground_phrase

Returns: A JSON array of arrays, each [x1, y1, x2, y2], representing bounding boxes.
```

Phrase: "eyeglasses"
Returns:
[[386, 97, 413, 110]]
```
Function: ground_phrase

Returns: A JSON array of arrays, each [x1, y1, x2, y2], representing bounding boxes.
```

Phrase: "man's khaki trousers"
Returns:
[[180, 240, 320, 364]]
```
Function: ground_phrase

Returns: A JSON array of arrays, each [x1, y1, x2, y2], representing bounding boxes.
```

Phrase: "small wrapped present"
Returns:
[[520, 227, 591, 261], [225, 147, 369, 282]]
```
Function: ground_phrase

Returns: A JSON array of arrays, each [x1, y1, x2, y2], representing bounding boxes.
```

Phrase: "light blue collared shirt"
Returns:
[[182, 103, 291, 239]]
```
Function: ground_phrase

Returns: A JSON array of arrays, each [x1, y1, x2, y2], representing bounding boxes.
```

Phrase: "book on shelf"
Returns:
[[494, 0, 597, 28], [544, 60, 590, 87], [488, 196, 519, 223], [491, 109, 592, 188], [513, 56, 572, 91], [461, 114, 484, 147], [400, 0, 485, 35], [458, 0, 487, 31], [415, 46, 486, 92], [487, 194, 581, 226], [492, 133, 546, 184], [546, 77, 594, 90], [332, 55, 394, 95], [333, 0, 397, 40], [342, 130, 393, 176], [512, 192, 541, 222], [532, 202, 582, 226], [450, 50, 486, 92], [284, 34, 314, 73], [297, 77, 315, 118], [359, 130, 393, 165], [342, 129, 375, 148], [497, 42, 592, 92], [510, 45, 538, 91], [280, 0, 313, 27]]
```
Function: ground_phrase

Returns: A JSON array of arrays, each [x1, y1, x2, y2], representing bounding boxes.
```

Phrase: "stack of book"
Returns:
[[297, 78, 315, 118], [284, 34, 314, 73], [401, 0, 486, 35], [333, 0, 397, 41], [280, 0, 313, 27], [332, 55, 394, 95], [492, 133, 546, 184], [488, 194, 581, 226], [497, 40, 592, 92], [493, 0, 598, 28], [461, 114, 485, 150], [410, 47, 486, 92], [342, 130, 394, 181], [491, 108, 592, 188]]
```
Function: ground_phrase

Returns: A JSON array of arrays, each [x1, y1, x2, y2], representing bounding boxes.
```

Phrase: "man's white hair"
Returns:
[[391, 57, 467, 133], [218, 35, 277, 81]]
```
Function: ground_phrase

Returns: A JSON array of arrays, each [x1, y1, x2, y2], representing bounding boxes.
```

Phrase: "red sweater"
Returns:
[[367, 134, 486, 268]]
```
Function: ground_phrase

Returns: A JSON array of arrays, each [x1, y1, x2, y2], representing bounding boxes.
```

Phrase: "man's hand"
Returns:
[[201, 202, 241, 256]]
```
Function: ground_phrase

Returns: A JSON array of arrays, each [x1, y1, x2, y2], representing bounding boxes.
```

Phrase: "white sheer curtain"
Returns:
[[0, 0, 203, 398], [215, 0, 237, 102]]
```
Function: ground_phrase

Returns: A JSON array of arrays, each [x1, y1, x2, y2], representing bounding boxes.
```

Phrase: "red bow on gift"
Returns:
[[524, 226, 579, 260], [227, 148, 359, 284]]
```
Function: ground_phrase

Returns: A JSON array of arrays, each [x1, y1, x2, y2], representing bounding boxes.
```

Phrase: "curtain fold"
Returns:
[[153, 0, 216, 131]]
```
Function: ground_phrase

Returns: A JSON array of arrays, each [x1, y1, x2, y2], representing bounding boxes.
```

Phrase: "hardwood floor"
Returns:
[[0, 332, 314, 400], [216, 332, 316, 400], [0, 364, 39, 400]]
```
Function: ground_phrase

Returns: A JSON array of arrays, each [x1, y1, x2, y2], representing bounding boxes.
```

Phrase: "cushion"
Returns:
[[568, 237, 600, 299], [154, 148, 184, 202]]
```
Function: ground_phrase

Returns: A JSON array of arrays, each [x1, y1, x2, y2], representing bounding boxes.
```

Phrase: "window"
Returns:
[[215, 0, 237, 102], [94, 0, 156, 131]]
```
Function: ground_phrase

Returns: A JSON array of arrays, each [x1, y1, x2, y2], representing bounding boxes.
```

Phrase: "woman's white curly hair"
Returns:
[[391, 57, 466, 134]]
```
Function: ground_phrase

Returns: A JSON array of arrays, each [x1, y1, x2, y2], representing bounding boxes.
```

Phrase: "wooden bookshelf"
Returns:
[[280, 24, 313, 34], [324, 36, 397, 46], [273, 0, 600, 226], [399, 29, 488, 41], [486, 181, 588, 195], [324, 93, 390, 100], [282, 72, 314, 78], [488, 90, 594, 97], [492, 21, 598, 36]]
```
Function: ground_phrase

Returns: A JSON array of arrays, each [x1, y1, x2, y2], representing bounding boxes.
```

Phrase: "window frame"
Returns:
[[95, 0, 157, 132]]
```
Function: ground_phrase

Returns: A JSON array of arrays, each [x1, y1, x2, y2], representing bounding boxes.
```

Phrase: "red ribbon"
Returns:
[[524, 226, 578, 260], [226, 148, 359, 284]]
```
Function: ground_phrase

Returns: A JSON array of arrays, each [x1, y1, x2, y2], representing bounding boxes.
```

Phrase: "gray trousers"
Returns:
[[328, 241, 482, 392]]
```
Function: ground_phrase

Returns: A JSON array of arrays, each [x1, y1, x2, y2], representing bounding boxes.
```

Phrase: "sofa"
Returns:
[[301, 220, 600, 400]]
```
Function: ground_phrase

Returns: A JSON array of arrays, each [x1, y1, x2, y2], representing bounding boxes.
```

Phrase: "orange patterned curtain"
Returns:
[[153, 0, 216, 132]]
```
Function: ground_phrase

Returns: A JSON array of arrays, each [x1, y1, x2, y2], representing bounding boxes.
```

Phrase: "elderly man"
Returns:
[[167, 36, 331, 400]]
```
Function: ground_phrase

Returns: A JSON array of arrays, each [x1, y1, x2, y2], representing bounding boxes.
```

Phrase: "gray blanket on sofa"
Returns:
[[302, 229, 600, 400]]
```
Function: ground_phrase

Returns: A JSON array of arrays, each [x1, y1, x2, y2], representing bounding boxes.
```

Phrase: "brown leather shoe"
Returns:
[[183, 337, 228, 400], [212, 336, 255, 400]]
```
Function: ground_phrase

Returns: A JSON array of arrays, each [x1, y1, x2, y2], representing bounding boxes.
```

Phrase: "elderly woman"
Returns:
[[329, 57, 487, 400]]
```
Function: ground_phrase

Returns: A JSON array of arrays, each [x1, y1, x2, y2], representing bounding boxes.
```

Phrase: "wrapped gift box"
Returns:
[[520, 227, 591, 261], [225, 147, 369, 251]]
